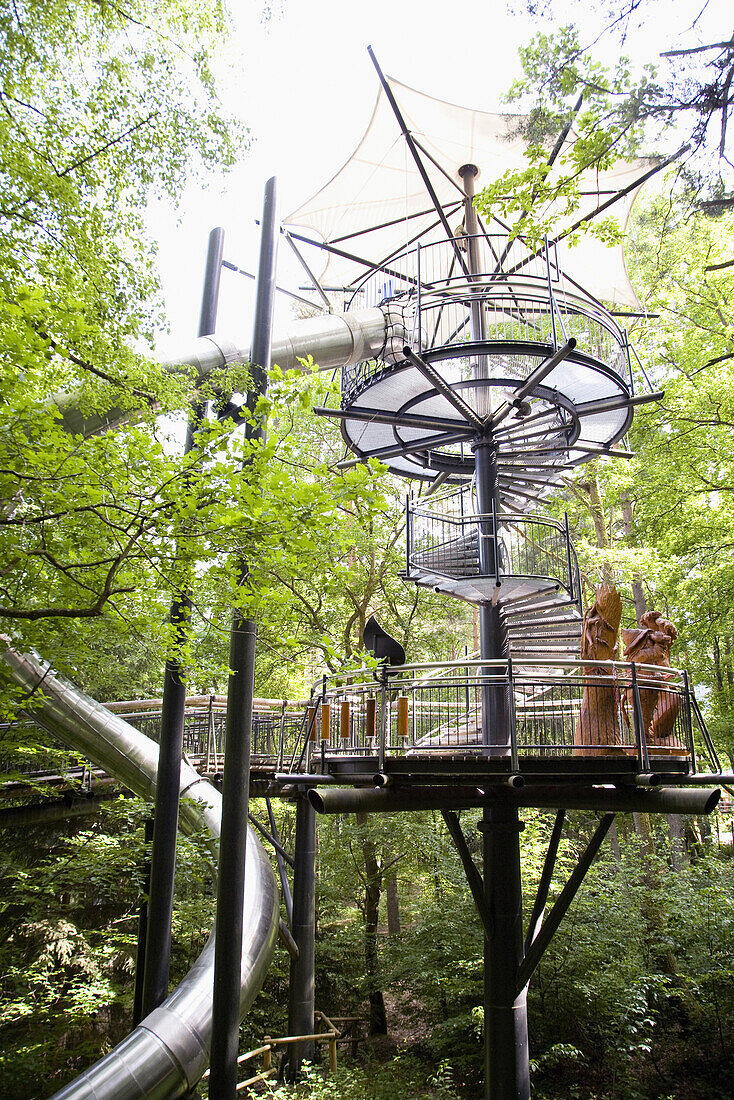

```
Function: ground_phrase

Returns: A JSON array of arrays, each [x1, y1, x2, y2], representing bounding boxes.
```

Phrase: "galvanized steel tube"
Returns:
[[55, 308, 390, 438], [0, 644, 279, 1100], [308, 784, 721, 817]]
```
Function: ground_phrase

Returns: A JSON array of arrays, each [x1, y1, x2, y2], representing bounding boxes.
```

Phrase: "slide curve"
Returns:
[[1, 644, 280, 1100]]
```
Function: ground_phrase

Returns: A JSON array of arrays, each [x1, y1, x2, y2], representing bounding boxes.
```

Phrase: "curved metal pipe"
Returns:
[[0, 644, 279, 1100], [55, 307, 391, 437]]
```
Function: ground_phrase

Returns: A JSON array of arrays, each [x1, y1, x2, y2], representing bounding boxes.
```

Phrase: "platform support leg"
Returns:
[[480, 803, 530, 1100], [287, 792, 317, 1078]]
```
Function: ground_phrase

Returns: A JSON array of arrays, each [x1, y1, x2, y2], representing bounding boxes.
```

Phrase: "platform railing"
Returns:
[[341, 234, 630, 405], [302, 658, 721, 774]]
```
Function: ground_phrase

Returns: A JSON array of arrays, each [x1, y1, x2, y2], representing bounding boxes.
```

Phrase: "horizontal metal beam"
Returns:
[[314, 404, 466, 434], [308, 784, 721, 816], [575, 390, 664, 416], [336, 426, 475, 469]]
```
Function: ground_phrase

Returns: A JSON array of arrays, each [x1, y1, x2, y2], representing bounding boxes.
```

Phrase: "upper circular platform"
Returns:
[[338, 237, 642, 503]]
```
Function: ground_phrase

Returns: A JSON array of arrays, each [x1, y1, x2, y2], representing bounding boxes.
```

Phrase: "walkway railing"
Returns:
[[2, 664, 722, 787], [106, 694, 308, 770], [200, 1010, 361, 1093], [302, 658, 721, 774]]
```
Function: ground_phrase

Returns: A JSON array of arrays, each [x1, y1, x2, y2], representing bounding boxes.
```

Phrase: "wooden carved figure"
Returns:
[[622, 611, 682, 747], [574, 584, 623, 755]]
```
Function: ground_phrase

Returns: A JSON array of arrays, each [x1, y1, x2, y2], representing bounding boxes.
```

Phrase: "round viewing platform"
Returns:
[[335, 235, 648, 500]]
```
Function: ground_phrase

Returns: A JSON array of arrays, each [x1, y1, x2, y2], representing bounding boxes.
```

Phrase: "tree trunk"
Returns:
[[386, 872, 401, 935], [633, 812, 678, 975], [666, 813, 687, 871], [608, 819, 622, 862], [355, 811, 387, 1034], [621, 496, 648, 620], [632, 811, 655, 857], [584, 472, 614, 585], [713, 634, 723, 691]]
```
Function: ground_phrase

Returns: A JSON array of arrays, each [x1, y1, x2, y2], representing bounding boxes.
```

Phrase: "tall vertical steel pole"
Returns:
[[481, 803, 530, 1100], [460, 165, 528, 1098], [141, 226, 224, 1017], [473, 436, 508, 754], [286, 793, 317, 1078], [460, 164, 508, 755], [209, 178, 278, 1100]]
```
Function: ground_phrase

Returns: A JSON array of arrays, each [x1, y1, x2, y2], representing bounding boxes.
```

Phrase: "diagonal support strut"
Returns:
[[517, 812, 616, 992]]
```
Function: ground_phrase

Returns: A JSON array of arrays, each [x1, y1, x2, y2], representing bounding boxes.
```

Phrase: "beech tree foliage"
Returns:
[[0, 1, 243, 668]]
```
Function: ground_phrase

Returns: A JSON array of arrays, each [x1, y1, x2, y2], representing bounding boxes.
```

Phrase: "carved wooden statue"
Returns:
[[622, 611, 682, 747], [574, 584, 623, 755]]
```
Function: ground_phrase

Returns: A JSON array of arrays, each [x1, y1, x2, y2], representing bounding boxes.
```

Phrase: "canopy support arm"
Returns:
[[367, 45, 471, 278]]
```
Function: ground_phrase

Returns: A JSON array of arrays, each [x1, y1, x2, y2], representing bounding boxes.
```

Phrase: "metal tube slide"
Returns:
[[0, 644, 280, 1100], [55, 307, 390, 437]]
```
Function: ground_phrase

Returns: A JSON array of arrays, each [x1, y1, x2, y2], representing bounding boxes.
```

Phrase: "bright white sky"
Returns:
[[152, 0, 726, 352]]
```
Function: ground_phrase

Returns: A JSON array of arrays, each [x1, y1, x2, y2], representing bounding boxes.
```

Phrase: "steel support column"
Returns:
[[480, 803, 530, 1100], [287, 793, 317, 1078], [142, 226, 224, 1017], [474, 436, 509, 754], [209, 179, 278, 1099]]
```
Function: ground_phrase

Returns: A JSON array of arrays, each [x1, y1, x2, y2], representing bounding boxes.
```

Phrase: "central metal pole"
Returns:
[[473, 436, 509, 753], [460, 164, 528, 1099], [460, 163, 492, 421], [287, 793, 317, 1079], [480, 803, 529, 1100]]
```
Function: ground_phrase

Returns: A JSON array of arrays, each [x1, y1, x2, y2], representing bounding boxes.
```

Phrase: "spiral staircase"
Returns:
[[404, 486, 584, 663]]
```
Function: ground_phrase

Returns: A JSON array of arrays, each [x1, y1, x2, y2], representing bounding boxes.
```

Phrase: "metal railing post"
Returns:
[[630, 663, 651, 772], [623, 331, 634, 395], [405, 492, 411, 574], [378, 671, 388, 771], [277, 700, 287, 771], [689, 689, 721, 772], [545, 236, 558, 352], [681, 670, 697, 773], [563, 512, 574, 599], [416, 242, 422, 353], [508, 657, 518, 772], [492, 497, 499, 580]]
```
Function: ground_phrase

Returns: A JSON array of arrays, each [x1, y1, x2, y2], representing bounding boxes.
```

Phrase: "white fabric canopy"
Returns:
[[285, 78, 655, 309]]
